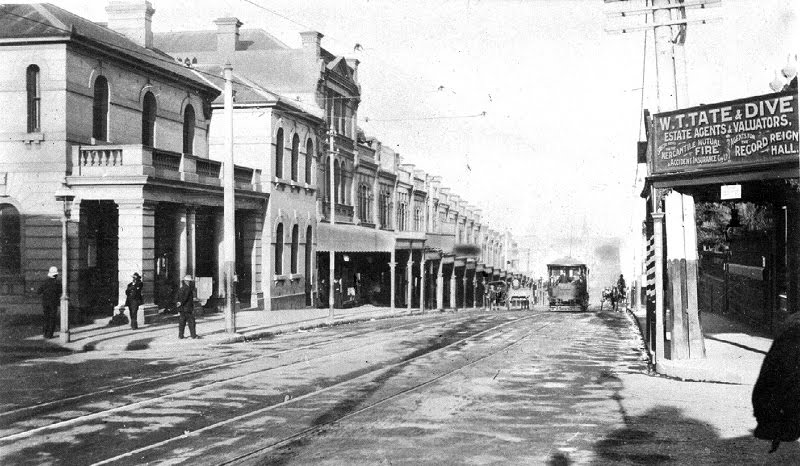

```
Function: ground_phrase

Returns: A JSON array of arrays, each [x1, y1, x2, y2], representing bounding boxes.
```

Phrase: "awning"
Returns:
[[317, 223, 396, 252]]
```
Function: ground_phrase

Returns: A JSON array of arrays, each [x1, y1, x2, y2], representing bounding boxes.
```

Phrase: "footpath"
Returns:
[[630, 306, 773, 385], [0, 304, 439, 353]]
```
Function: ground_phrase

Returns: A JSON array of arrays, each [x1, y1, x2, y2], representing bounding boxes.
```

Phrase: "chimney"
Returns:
[[300, 31, 323, 60], [214, 17, 243, 54], [106, 1, 155, 49]]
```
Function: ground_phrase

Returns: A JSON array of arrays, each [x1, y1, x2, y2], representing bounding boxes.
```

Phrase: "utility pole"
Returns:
[[223, 63, 236, 333], [327, 126, 336, 318], [605, 0, 720, 361]]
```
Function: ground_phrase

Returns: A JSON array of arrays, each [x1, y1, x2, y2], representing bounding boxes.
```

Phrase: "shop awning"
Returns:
[[317, 223, 396, 252]]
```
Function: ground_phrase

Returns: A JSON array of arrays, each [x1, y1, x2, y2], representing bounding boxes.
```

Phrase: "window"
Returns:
[[0, 205, 21, 275], [291, 134, 300, 182], [275, 128, 284, 178], [305, 226, 313, 277], [339, 163, 347, 204], [290, 225, 299, 274], [26, 65, 40, 133], [182, 104, 195, 154], [92, 76, 109, 141], [379, 186, 392, 229], [274, 223, 284, 275], [397, 202, 407, 231], [358, 184, 370, 221], [305, 139, 313, 184], [141, 91, 156, 146], [414, 207, 422, 232], [333, 161, 341, 204]]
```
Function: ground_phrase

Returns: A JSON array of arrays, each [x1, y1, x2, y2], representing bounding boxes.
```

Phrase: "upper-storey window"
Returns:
[[274, 223, 284, 275], [414, 207, 422, 232], [275, 128, 284, 178], [182, 104, 195, 154], [379, 186, 391, 229], [328, 90, 350, 138], [291, 134, 300, 182], [333, 160, 341, 204], [26, 65, 40, 133], [290, 224, 299, 274], [305, 139, 313, 184], [0, 204, 21, 275], [92, 76, 109, 141], [358, 184, 370, 221], [141, 91, 157, 147]]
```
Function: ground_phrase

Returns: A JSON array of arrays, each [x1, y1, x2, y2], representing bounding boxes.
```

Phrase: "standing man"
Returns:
[[175, 274, 198, 339], [37, 266, 61, 339], [125, 272, 143, 330], [617, 274, 627, 307]]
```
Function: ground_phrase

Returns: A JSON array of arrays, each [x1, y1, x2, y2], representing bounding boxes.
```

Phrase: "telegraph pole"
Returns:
[[223, 63, 236, 333], [327, 126, 336, 318], [605, 0, 720, 361]]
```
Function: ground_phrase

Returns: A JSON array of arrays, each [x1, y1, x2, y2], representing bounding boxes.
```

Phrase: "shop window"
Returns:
[[0, 205, 21, 275], [291, 224, 299, 274], [275, 128, 284, 178], [26, 65, 40, 133], [274, 223, 284, 275], [92, 76, 109, 141], [182, 104, 195, 154], [141, 91, 156, 147], [291, 134, 300, 182]]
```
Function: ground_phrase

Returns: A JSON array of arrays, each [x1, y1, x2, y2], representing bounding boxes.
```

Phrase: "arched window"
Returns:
[[397, 202, 407, 231], [414, 207, 422, 232], [305, 139, 313, 184], [0, 205, 21, 275], [275, 128, 284, 178], [182, 104, 195, 154], [141, 91, 157, 146], [92, 76, 109, 141], [26, 65, 40, 133], [290, 134, 300, 182], [333, 160, 341, 204], [274, 223, 284, 275], [290, 224, 299, 274]]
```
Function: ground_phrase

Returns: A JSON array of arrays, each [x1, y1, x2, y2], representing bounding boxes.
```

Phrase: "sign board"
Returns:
[[195, 277, 213, 303], [720, 184, 741, 200], [652, 90, 798, 175]]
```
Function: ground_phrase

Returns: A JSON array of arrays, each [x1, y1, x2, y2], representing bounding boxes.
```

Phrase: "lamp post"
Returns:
[[327, 126, 336, 318], [54, 185, 74, 344]]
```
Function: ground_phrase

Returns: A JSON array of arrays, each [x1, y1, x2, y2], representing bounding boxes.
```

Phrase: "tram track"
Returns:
[[85, 312, 547, 465], [0, 311, 530, 449], [0, 314, 441, 421]]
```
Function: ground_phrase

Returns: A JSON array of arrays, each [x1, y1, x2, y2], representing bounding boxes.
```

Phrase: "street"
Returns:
[[1, 308, 793, 465]]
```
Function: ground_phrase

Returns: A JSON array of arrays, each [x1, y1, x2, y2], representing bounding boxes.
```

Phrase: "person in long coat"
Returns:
[[174, 274, 198, 339], [37, 266, 61, 338], [125, 272, 143, 329], [752, 312, 800, 452]]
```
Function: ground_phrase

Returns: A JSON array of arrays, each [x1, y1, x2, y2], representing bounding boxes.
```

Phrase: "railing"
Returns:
[[234, 166, 253, 184], [70, 144, 262, 192], [196, 159, 221, 178], [152, 149, 181, 172]]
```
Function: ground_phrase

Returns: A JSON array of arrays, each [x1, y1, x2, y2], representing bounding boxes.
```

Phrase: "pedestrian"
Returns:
[[617, 274, 626, 303], [174, 274, 199, 339], [125, 272, 143, 329], [752, 312, 800, 453], [37, 266, 61, 338]]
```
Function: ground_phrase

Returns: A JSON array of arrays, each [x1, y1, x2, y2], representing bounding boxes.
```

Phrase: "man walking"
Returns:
[[175, 274, 199, 339], [37, 266, 61, 338]]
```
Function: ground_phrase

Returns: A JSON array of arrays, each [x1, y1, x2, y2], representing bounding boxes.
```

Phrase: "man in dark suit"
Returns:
[[37, 266, 61, 338], [174, 274, 198, 339]]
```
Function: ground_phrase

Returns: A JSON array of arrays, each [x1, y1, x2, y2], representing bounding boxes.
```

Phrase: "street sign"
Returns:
[[720, 184, 741, 200]]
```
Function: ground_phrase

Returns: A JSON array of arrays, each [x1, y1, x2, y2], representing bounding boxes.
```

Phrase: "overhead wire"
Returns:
[[1, 6, 485, 124]]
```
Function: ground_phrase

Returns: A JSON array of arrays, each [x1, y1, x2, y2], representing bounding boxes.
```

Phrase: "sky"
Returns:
[[16, 0, 799, 276]]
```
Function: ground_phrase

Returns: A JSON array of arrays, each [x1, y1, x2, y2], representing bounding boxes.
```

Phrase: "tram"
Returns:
[[546, 257, 589, 311]]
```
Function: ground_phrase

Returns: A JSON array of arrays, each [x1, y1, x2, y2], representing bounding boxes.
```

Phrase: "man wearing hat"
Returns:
[[174, 274, 198, 339], [125, 272, 143, 330], [37, 266, 61, 338]]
